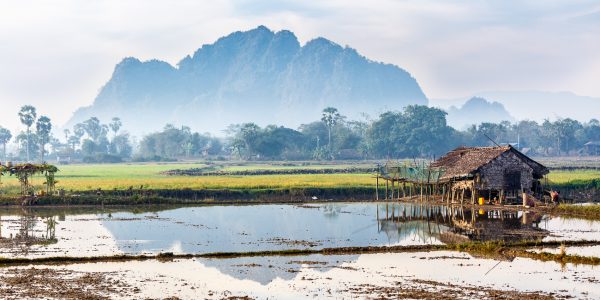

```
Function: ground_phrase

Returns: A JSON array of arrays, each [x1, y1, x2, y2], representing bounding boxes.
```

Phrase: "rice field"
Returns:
[[0, 161, 598, 194], [0, 162, 375, 193], [547, 170, 600, 184]]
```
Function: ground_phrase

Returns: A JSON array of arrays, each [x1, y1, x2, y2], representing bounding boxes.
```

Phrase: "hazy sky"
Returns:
[[1, 0, 600, 132]]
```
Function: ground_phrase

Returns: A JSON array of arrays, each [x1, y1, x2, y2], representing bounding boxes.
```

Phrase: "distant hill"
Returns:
[[474, 91, 600, 122], [446, 97, 514, 129], [66, 26, 427, 134], [432, 91, 600, 124]]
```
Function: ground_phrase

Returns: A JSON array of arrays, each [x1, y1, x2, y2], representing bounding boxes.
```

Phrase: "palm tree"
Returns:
[[36, 116, 52, 162], [18, 105, 37, 162], [0, 127, 12, 162], [321, 107, 342, 157], [109, 117, 122, 139], [63, 129, 70, 143]]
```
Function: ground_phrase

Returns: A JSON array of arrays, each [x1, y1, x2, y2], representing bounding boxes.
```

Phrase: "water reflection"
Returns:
[[201, 254, 359, 285], [376, 203, 549, 243], [0, 203, 597, 259], [0, 209, 58, 256]]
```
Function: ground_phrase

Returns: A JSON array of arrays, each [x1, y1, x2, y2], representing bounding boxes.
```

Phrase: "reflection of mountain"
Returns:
[[96, 204, 549, 258], [200, 254, 359, 285], [100, 204, 413, 255]]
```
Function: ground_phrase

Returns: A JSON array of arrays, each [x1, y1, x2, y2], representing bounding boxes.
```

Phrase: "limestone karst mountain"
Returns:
[[66, 26, 427, 134], [446, 97, 514, 129]]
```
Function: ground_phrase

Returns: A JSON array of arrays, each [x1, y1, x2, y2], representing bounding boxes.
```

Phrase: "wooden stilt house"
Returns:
[[431, 145, 549, 204]]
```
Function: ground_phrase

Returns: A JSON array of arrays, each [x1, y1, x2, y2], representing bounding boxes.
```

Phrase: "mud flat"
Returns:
[[1, 251, 598, 299]]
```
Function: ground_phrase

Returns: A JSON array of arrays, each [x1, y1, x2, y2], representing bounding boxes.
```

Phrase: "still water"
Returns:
[[0, 202, 599, 258]]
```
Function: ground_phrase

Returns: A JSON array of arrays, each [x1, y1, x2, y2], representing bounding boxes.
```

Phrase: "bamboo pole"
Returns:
[[385, 179, 389, 200], [376, 176, 379, 201]]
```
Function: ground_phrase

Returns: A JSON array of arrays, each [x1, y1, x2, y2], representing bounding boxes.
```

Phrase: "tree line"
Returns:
[[0, 105, 132, 163], [1, 104, 599, 163]]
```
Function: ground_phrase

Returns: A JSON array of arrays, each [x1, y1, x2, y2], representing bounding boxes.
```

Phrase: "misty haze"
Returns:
[[1, 1, 600, 299]]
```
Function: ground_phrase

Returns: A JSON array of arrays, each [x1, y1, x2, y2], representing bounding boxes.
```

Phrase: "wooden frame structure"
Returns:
[[375, 146, 549, 205]]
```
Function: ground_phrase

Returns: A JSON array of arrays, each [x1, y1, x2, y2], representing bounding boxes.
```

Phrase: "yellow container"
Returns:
[[478, 197, 485, 205], [479, 209, 485, 215]]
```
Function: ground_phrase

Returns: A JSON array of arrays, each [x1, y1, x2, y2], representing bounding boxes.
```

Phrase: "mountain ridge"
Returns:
[[66, 26, 427, 135], [431, 90, 600, 124]]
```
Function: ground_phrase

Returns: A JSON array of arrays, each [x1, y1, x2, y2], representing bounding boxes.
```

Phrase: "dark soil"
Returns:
[[0, 267, 133, 299]]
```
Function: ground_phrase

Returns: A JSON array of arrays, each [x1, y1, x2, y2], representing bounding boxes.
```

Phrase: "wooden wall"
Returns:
[[478, 151, 534, 192]]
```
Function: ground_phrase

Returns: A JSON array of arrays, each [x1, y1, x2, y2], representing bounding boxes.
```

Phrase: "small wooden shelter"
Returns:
[[375, 145, 549, 205], [431, 145, 548, 204]]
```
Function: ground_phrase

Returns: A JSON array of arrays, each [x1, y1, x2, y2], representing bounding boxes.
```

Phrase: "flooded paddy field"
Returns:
[[1, 251, 599, 299], [0, 202, 599, 299]]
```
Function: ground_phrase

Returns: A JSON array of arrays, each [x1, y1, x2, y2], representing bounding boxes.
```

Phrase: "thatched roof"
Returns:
[[432, 145, 548, 181]]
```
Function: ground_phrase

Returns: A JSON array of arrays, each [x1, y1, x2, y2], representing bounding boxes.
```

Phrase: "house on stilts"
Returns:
[[375, 145, 549, 205]]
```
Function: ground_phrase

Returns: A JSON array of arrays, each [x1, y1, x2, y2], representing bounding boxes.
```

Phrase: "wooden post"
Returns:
[[391, 179, 395, 200], [402, 182, 406, 198], [385, 179, 389, 200], [386, 202, 389, 218], [441, 185, 445, 203], [376, 176, 379, 201]]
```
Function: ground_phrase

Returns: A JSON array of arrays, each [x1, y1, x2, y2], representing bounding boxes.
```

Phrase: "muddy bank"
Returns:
[[1, 240, 599, 267], [0, 187, 377, 206], [0, 267, 134, 299], [0, 265, 556, 300]]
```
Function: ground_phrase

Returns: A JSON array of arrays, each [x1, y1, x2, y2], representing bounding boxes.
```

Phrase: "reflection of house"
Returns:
[[450, 209, 547, 242], [583, 141, 600, 156], [376, 204, 549, 243], [432, 145, 549, 204]]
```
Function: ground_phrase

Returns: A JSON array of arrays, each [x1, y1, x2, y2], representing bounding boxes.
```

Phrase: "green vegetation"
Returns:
[[545, 170, 600, 193], [546, 170, 600, 201], [554, 204, 600, 219], [0, 162, 596, 201], [547, 170, 600, 184], [3, 104, 600, 164], [0, 162, 375, 194]]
